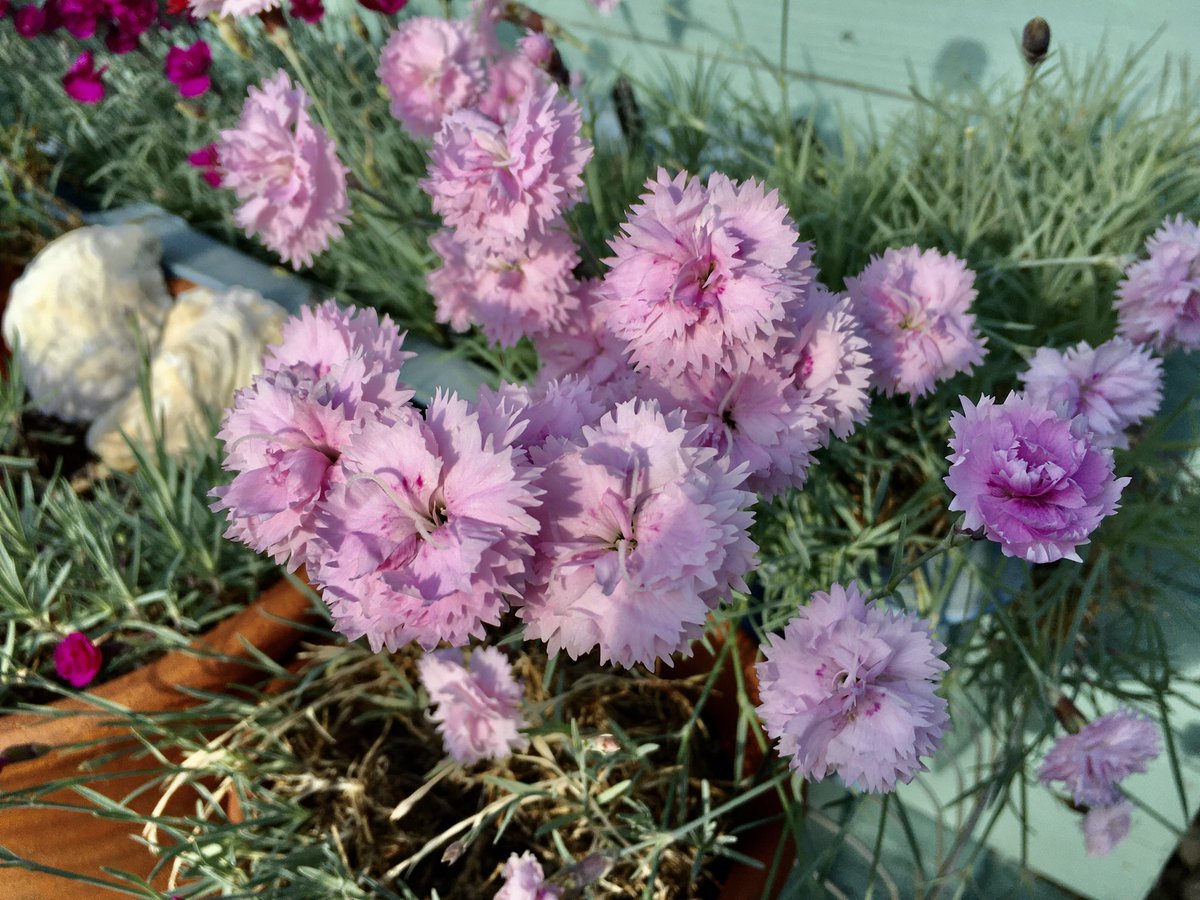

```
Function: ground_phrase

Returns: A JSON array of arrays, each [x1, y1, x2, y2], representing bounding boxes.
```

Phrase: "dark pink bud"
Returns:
[[187, 143, 222, 187], [14, 4, 46, 36], [289, 0, 323, 23], [53, 631, 103, 687]]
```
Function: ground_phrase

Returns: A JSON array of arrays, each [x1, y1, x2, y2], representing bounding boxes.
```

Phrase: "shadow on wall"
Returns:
[[933, 38, 989, 91]]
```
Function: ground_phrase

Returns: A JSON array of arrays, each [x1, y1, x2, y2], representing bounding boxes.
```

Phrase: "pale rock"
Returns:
[[86, 286, 288, 471], [2, 225, 173, 422]]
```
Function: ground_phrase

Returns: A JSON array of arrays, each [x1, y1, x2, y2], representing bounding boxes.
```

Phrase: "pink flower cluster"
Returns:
[[215, 70, 350, 270], [1117, 215, 1200, 352], [1038, 709, 1161, 856], [215, 304, 759, 669], [756, 582, 949, 792], [944, 393, 1129, 563], [495, 852, 562, 900], [418, 647, 528, 765], [846, 246, 987, 399]]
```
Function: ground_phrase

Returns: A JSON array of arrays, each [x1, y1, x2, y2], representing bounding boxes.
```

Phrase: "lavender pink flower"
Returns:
[[532, 279, 635, 404], [164, 40, 212, 98], [495, 851, 563, 900], [601, 169, 811, 377], [1019, 338, 1163, 448], [418, 647, 529, 766], [478, 52, 555, 122], [62, 51, 106, 105], [1116, 215, 1200, 352], [427, 227, 579, 346], [54, 632, 103, 688], [944, 394, 1129, 563], [1038, 708, 1161, 808], [1082, 801, 1132, 857], [422, 83, 591, 250], [520, 400, 757, 668], [217, 70, 350, 270], [846, 246, 986, 399], [377, 17, 484, 139], [755, 581, 949, 793], [311, 391, 541, 651]]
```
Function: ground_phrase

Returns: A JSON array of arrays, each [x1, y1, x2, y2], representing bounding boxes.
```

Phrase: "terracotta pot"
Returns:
[[0, 577, 317, 898], [670, 621, 793, 900]]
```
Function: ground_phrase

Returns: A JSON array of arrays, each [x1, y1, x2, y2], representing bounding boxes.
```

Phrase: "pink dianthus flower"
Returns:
[[478, 51, 555, 122], [311, 391, 541, 651], [218, 70, 350, 270], [377, 18, 484, 139], [1116, 215, 1200, 352], [756, 581, 949, 793], [428, 227, 580, 347], [1037, 708, 1161, 808], [422, 83, 591, 250], [418, 646, 529, 766], [495, 851, 562, 900], [475, 376, 606, 460], [62, 51, 107, 105], [164, 40, 212, 98], [1019, 337, 1163, 449], [54, 632, 103, 688], [944, 394, 1129, 563], [1082, 801, 1133, 857], [520, 400, 757, 668], [601, 169, 811, 377], [533, 279, 635, 404], [213, 302, 413, 570], [846, 246, 986, 399]]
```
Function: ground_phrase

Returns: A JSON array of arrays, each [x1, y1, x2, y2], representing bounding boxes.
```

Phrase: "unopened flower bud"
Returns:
[[1022, 17, 1051, 67]]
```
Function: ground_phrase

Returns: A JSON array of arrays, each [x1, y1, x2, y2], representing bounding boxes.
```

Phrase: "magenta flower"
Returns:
[[288, 0, 323, 21], [846, 246, 987, 399], [520, 400, 757, 668], [1038, 708, 1161, 808], [427, 227, 579, 346], [1019, 338, 1163, 448], [418, 647, 529, 766], [187, 144, 222, 188], [422, 83, 592, 250], [59, 0, 101, 38], [377, 17, 484, 139], [495, 851, 563, 900], [356, 0, 406, 13], [217, 70, 350, 269], [755, 581, 949, 793], [601, 169, 811, 378], [1082, 801, 1132, 857], [14, 4, 46, 36], [62, 51, 107, 105], [944, 394, 1129, 563], [1116, 215, 1200, 352], [54, 632, 103, 688], [311, 391, 541, 651], [164, 40, 212, 98]]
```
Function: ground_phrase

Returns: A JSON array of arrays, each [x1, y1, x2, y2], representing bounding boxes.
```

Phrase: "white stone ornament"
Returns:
[[2, 225, 173, 423], [86, 286, 288, 471]]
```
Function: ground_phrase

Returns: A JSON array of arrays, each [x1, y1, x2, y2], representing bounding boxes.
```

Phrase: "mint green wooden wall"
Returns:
[[527, 0, 1198, 125]]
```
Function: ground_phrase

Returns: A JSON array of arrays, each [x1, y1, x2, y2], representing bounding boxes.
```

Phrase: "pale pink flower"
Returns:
[[1116, 215, 1200, 352], [188, 0, 277, 18], [602, 170, 811, 377], [756, 581, 949, 793], [789, 282, 873, 442], [1082, 801, 1132, 857], [520, 400, 757, 668], [218, 70, 349, 269], [1038, 709, 1161, 807], [377, 18, 484, 139], [418, 647, 528, 766], [846, 246, 986, 399], [944, 394, 1129, 563], [478, 52, 555, 122], [422, 84, 592, 250], [475, 376, 606, 459], [533, 279, 635, 403], [495, 851, 562, 900], [519, 32, 555, 69], [1019, 338, 1163, 448], [469, 0, 505, 58], [427, 227, 580, 346], [311, 391, 541, 650]]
